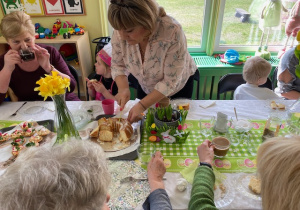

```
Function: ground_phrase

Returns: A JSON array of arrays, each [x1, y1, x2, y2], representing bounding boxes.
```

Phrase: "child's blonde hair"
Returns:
[[243, 56, 272, 84]]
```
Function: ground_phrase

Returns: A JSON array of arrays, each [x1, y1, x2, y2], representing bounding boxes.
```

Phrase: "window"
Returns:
[[215, 0, 293, 52], [156, 0, 206, 50]]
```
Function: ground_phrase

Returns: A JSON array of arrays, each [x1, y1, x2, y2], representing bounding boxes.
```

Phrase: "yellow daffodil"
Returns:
[[34, 71, 70, 100], [178, 106, 183, 110]]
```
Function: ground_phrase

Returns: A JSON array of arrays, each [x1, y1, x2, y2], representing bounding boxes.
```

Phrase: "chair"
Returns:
[[68, 64, 81, 99], [193, 69, 200, 100], [217, 73, 273, 100], [272, 67, 278, 90]]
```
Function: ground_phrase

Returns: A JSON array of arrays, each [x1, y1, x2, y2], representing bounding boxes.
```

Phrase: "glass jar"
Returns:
[[287, 100, 300, 135]]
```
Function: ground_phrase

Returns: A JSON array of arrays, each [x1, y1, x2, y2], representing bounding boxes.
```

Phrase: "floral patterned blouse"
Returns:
[[111, 15, 197, 97]]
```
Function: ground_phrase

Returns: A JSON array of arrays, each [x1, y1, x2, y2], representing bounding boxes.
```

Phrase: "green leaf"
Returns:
[[26, 142, 35, 147]]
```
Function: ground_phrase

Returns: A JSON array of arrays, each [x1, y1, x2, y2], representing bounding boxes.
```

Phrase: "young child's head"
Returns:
[[95, 43, 112, 77], [243, 56, 272, 85]]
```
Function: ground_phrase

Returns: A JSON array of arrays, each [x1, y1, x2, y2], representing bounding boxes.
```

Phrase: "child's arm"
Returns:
[[93, 82, 116, 100]]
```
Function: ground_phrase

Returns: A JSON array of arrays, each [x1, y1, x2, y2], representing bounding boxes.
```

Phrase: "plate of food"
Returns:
[[235, 173, 261, 201], [214, 173, 234, 208], [89, 115, 139, 152], [0, 120, 55, 169]]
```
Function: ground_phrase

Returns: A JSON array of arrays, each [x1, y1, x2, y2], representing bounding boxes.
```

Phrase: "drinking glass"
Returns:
[[226, 132, 240, 147], [137, 143, 156, 166], [199, 118, 213, 139]]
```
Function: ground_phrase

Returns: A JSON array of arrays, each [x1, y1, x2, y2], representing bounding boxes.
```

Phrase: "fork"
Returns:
[[120, 176, 167, 184], [10, 102, 27, 117]]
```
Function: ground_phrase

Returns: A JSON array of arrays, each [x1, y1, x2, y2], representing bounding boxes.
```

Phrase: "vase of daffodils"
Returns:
[[35, 71, 80, 144]]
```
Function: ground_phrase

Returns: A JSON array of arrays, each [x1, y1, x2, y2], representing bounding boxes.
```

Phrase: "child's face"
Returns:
[[95, 56, 107, 75]]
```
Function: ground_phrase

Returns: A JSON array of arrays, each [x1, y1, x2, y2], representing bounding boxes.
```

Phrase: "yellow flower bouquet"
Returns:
[[35, 71, 80, 144]]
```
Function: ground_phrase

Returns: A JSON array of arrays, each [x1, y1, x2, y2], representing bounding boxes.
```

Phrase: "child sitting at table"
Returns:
[[86, 43, 118, 101], [234, 56, 280, 100]]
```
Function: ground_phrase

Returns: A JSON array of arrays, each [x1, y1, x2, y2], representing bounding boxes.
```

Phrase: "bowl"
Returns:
[[232, 118, 253, 133]]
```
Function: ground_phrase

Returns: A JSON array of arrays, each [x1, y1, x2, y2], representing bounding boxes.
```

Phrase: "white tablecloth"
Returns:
[[0, 99, 296, 209]]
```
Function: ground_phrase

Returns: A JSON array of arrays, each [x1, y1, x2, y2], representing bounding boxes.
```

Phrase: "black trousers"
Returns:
[[136, 72, 196, 100]]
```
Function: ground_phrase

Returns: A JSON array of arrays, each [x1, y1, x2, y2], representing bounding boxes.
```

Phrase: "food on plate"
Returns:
[[90, 127, 99, 138], [29, 134, 43, 146], [24, 128, 35, 137], [36, 127, 51, 136], [178, 103, 190, 110], [12, 137, 26, 146], [270, 101, 285, 110], [12, 145, 24, 156], [19, 121, 36, 130], [91, 117, 134, 142], [248, 176, 261, 195], [0, 132, 10, 142], [11, 129, 24, 138]]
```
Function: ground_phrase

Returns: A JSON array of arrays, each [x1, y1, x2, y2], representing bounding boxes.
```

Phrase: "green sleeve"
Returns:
[[188, 166, 218, 210]]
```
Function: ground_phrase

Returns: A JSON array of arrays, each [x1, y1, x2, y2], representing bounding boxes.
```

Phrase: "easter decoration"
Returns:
[[144, 104, 189, 143]]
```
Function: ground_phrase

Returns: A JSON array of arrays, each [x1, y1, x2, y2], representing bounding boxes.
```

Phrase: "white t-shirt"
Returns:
[[234, 84, 280, 100]]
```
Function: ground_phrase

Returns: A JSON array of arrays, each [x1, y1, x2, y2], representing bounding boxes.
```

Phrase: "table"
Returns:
[[0, 100, 296, 209]]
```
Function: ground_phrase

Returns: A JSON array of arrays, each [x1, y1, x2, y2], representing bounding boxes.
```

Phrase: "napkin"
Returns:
[[198, 101, 216, 109], [180, 160, 225, 184]]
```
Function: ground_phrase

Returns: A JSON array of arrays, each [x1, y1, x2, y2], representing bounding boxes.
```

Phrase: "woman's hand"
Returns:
[[127, 102, 145, 123], [197, 140, 214, 165], [115, 88, 130, 110], [33, 44, 51, 73], [93, 82, 106, 93], [3, 50, 21, 72], [147, 151, 166, 192]]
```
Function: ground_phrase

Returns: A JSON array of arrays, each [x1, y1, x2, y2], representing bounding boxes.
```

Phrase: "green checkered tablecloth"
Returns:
[[0, 120, 22, 129], [140, 120, 290, 173]]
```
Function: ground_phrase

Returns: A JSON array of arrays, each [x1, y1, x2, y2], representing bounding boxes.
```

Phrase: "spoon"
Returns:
[[234, 107, 238, 121]]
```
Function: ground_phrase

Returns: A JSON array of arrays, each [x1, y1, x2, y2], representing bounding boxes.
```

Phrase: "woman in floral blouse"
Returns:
[[108, 0, 197, 123]]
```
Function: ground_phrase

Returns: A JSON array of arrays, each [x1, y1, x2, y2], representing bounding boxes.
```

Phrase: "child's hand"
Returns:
[[93, 82, 106, 93], [85, 78, 95, 91]]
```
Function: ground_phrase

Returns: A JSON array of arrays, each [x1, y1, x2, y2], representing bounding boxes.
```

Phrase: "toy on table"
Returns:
[[278, 0, 300, 58], [145, 105, 190, 143], [58, 21, 72, 39], [256, 0, 288, 60], [74, 23, 85, 35]]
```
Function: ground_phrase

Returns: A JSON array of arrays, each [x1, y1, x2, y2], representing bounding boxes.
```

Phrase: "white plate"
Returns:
[[80, 102, 103, 113], [71, 110, 91, 130], [19, 105, 46, 115], [235, 174, 261, 201]]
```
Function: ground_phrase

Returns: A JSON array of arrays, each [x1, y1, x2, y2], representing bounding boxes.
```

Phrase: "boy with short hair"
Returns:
[[234, 56, 280, 100]]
